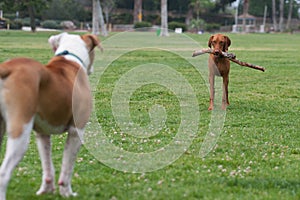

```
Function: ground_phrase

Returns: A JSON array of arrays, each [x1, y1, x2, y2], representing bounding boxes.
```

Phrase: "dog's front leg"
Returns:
[[208, 74, 215, 110], [36, 133, 55, 195], [58, 127, 83, 197], [222, 75, 229, 110], [0, 118, 34, 200]]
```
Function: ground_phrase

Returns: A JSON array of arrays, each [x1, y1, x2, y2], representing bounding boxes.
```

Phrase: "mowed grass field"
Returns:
[[0, 30, 299, 200]]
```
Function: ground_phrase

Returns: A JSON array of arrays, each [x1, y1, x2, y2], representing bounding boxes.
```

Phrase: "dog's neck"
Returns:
[[56, 50, 86, 67]]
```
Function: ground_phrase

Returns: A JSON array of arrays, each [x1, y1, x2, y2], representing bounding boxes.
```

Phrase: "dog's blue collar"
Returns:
[[56, 50, 85, 67]]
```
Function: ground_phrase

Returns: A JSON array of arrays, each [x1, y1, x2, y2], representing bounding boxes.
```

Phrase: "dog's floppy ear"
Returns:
[[223, 36, 231, 51], [81, 34, 103, 52], [208, 35, 214, 48], [48, 32, 68, 52]]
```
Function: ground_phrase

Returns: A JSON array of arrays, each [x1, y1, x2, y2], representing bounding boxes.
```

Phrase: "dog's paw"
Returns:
[[221, 102, 229, 110], [59, 185, 77, 197], [36, 183, 55, 195]]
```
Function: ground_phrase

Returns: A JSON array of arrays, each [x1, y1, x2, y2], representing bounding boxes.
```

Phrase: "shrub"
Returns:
[[168, 21, 187, 32], [134, 21, 152, 29], [9, 19, 23, 30], [111, 13, 133, 24], [189, 19, 206, 32], [41, 20, 61, 29], [21, 18, 40, 26], [206, 23, 221, 32]]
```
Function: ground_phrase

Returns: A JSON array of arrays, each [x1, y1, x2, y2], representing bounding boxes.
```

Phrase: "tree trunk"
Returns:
[[279, 0, 284, 32], [92, 0, 100, 35], [242, 0, 249, 32], [185, 8, 193, 26], [98, 0, 108, 36], [134, 0, 142, 23], [272, 0, 278, 31], [28, 4, 36, 32], [160, 0, 169, 36], [286, 0, 293, 30]]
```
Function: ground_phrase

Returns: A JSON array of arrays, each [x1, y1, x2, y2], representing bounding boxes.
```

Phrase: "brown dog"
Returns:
[[208, 33, 231, 110], [0, 33, 101, 199]]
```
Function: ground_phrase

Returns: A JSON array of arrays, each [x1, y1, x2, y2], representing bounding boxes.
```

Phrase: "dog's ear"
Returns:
[[208, 35, 214, 48], [223, 36, 231, 51], [48, 32, 68, 52], [81, 34, 103, 52]]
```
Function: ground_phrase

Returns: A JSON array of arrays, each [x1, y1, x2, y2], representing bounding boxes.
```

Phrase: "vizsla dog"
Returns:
[[208, 33, 231, 110], [0, 33, 101, 200]]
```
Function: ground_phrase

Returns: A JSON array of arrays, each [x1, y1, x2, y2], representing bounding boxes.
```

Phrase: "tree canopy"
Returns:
[[0, 0, 299, 32]]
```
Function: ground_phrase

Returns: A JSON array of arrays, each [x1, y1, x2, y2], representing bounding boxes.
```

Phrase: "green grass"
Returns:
[[0, 31, 300, 200]]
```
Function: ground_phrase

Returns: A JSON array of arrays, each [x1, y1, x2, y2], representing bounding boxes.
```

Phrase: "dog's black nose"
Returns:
[[214, 50, 221, 56]]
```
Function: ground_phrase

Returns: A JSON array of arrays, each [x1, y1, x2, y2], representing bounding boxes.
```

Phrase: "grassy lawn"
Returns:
[[0, 30, 299, 200]]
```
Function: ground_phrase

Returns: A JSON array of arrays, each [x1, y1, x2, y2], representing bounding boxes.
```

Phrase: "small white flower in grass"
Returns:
[[229, 170, 237, 177], [272, 152, 275, 157], [110, 196, 117, 200], [138, 173, 146, 180], [280, 152, 284, 158], [262, 153, 268, 159], [274, 166, 279, 170], [147, 187, 152, 192], [243, 166, 251, 174], [226, 155, 232, 161], [157, 180, 164, 185]]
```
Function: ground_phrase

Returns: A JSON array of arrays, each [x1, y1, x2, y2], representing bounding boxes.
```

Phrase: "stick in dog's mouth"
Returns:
[[192, 48, 265, 72]]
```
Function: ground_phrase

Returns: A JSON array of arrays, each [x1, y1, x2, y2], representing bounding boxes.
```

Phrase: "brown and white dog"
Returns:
[[208, 33, 231, 110], [0, 32, 101, 199]]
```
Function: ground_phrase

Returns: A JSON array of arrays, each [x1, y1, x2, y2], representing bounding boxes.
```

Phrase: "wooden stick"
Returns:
[[192, 49, 265, 72]]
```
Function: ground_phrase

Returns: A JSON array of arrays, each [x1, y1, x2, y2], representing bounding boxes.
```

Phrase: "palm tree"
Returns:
[[286, 0, 293, 30], [134, 0, 142, 23], [278, 0, 284, 32], [160, 0, 169, 36], [98, 0, 108, 36], [92, 0, 108, 36], [242, 0, 249, 32], [272, 0, 278, 31], [92, 0, 100, 35]]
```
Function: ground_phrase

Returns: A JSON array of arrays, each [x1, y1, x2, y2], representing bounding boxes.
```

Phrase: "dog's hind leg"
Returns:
[[0, 117, 34, 200], [0, 116, 6, 151], [58, 127, 83, 197], [36, 133, 55, 195]]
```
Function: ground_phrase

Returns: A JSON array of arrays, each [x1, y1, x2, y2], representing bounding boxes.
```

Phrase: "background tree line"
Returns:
[[0, 0, 299, 32]]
